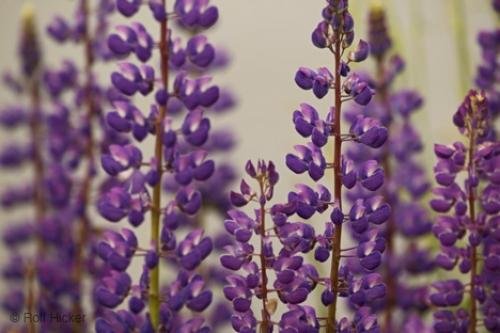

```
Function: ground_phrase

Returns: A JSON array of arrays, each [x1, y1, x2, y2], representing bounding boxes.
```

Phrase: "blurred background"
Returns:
[[0, 0, 496, 325]]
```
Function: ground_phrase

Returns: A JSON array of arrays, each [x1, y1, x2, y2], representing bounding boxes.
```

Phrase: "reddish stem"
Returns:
[[326, 17, 343, 333], [149, 0, 169, 328], [258, 178, 270, 333], [28, 71, 43, 333], [467, 120, 477, 333], [72, 0, 95, 329]]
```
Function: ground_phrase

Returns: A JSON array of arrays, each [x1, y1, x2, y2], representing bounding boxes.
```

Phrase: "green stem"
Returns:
[[28, 73, 43, 333]]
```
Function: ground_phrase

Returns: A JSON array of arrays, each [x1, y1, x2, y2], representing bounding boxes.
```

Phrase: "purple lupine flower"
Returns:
[[278, 1, 388, 331], [223, 160, 284, 332], [95, 271, 132, 307], [96, 229, 138, 271], [431, 90, 499, 333], [280, 305, 320, 332], [96, 0, 233, 331], [342, 3, 434, 331], [433, 309, 469, 333], [174, 0, 219, 30]]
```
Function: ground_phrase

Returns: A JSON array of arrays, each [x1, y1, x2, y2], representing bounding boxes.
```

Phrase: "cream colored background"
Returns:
[[0, 0, 496, 326]]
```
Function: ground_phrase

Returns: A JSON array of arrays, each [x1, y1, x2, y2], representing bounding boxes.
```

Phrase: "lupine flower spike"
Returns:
[[45, 0, 119, 328], [96, 0, 222, 331], [0, 4, 44, 333], [286, 0, 389, 332], [344, 3, 433, 332], [223, 160, 281, 332], [430, 91, 499, 333]]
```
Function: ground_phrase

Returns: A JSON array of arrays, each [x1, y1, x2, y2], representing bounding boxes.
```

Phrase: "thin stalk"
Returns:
[[25, 265, 36, 333], [258, 178, 270, 333], [72, 0, 94, 328], [326, 19, 343, 333], [375, 55, 395, 332], [149, 0, 169, 329], [28, 69, 43, 333], [467, 114, 477, 333]]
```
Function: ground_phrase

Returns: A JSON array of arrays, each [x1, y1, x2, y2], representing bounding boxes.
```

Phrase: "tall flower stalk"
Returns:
[[147, 2, 170, 324], [96, 0, 220, 331], [73, 0, 100, 319], [45, 0, 118, 326], [285, 0, 388, 331], [0, 4, 43, 333], [223, 3, 389, 331], [430, 90, 498, 333], [25, 9, 44, 332], [344, 4, 434, 332]]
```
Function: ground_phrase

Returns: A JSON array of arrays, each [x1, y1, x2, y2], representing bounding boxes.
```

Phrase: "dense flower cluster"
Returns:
[[2, 1, 500, 333], [343, 4, 433, 332], [95, 0, 232, 331], [430, 90, 500, 333], [281, 0, 389, 331]]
